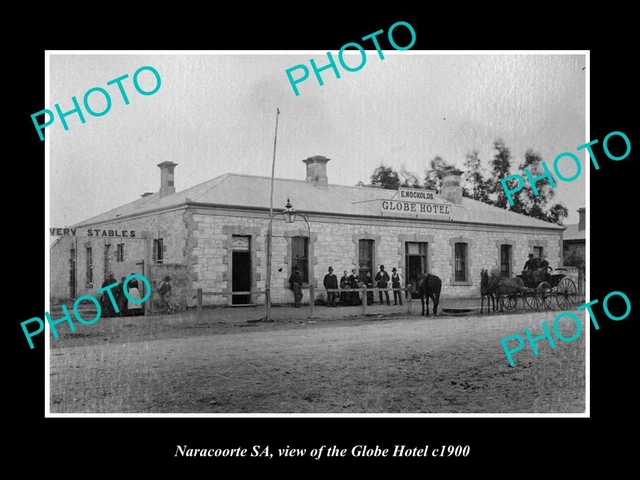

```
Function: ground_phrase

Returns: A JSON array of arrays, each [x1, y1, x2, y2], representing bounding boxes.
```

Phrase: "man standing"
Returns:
[[340, 270, 351, 305], [323, 266, 338, 307], [157, 275, 174, 314], [375, 265, 391, 306], [349, 269, 361, 306], [391, 267, 403, 306], [289, 268, 303, 308]]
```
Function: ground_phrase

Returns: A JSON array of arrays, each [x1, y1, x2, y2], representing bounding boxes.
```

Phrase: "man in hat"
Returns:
[[391, 267, 403, 306], [523, 253, 535, 273], [289, 268, 303, 308], [375, 265, 391, 306], [323, 266, 338, 307]]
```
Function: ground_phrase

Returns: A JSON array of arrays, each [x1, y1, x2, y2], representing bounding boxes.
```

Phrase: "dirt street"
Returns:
[[48, 309, 586, 414]]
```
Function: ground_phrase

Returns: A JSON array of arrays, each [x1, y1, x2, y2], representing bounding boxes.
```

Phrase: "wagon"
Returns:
[[511, 267, 578, 311]]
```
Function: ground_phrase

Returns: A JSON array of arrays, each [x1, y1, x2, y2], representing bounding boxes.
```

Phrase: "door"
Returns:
[[232, 236, 251, 305], [405, 242, 428, 293]]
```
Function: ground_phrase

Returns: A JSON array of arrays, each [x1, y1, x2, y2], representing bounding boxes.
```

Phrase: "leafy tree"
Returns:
[[399, 166, 422, 188], [424, 156, 455, 192], [461, 150, 491, 202], [512, 149, 568, 225], [563, 245, 585, 272], [489, 139, 512, 209], [369, 164, 400, 190]]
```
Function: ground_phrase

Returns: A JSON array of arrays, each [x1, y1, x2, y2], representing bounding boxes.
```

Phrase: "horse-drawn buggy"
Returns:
[[481, 266, 578, 313], [515, 267, 578, 311]]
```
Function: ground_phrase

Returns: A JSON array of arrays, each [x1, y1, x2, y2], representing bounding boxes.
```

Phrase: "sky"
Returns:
[[47, 52, 586, 230]]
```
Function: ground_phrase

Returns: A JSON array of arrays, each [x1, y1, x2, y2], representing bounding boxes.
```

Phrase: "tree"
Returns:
[[369, 164, 400, 190], [399, 166, 421, 188], [489, 139, 512, 209], [424, 156, 455, 192], [461, 150, 491, 202], [563, 245, 585, 272], [512, 149, 569, 225]]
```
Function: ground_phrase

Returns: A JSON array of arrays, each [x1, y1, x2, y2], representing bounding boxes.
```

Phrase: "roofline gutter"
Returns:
[[70, 200, 565, 233]]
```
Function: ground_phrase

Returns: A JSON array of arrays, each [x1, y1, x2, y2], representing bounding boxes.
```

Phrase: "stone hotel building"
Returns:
[[49, 156, 565, 310]]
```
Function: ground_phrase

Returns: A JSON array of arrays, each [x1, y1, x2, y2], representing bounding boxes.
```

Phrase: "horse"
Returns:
[[480, 269, 497, 314], [493, 275, 526, 311], [416, 273, 442, 316]]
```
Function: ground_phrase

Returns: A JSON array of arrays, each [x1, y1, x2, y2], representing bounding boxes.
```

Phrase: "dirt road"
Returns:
[[48, 310, 586, 414]]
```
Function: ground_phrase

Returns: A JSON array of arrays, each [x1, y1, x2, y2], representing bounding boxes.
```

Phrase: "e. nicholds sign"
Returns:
[[381, 188, 451, 218]]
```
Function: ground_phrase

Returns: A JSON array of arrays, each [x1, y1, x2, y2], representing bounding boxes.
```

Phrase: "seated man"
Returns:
[[522, 254, 535, 273], [532, 256, 551, 284]]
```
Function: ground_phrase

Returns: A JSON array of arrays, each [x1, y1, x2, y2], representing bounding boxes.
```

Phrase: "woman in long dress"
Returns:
[[127, 280, 143, 316], [115, 277, 129, 317]]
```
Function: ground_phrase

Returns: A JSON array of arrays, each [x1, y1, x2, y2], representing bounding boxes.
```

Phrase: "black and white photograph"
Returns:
[[12, 12, 637, 469], [45, 51, 588, 415]]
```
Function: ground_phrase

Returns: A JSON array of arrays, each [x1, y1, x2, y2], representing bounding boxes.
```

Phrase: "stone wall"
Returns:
[[49, 209, 188, 303], [52, 206, 563, 307], [191, 210, 563, 305]]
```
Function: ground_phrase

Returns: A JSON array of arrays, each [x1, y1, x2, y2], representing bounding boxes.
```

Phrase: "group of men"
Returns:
[[288, 264, 405, 308], [99, 272, 174, 316]]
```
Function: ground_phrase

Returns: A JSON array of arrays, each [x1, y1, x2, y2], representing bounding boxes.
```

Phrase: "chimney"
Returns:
[[158, 161, 177, 198], [578, 207, 585, 231], [440, 169, 464, 204], [303, 155, 330, 187]]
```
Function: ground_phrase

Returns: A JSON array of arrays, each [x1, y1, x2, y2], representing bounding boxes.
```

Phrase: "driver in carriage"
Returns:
[[521, 254, 537, 285], [532, 254, 552, 284]]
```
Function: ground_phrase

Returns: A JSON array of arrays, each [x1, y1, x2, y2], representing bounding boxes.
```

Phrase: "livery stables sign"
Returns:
[[381, 188, 452, 219], [49, 227, 138, 238]]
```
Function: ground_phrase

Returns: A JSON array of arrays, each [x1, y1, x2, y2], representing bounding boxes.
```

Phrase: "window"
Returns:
[[116, 243, 125, 262], [500, 244, 512, 277], [103, 244, 111, 276], [291, 236, 309, 283], [69, 248, 76, 298], [153, 239, 164, 264], [85, 247, 93, 285], [358, 239, 375, 281], [454, 243, 467, 282], [533, 246, 544, 259]]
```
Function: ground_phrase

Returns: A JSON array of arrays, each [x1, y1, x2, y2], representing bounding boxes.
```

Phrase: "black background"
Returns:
[[13, 10, 636, 472]]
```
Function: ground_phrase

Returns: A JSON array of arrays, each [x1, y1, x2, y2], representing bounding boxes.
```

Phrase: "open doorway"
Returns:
[[232, 235, 251, 305]]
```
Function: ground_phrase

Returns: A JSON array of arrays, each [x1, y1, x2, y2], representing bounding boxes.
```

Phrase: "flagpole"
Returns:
[[265, 108, 280, 322]]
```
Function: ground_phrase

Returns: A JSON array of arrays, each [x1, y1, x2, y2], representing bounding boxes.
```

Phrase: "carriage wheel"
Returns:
[[501, 294, 518, 311], [556, 278, 577, 310], [524, 290, 540, 310], [537, 282, 552, 310]]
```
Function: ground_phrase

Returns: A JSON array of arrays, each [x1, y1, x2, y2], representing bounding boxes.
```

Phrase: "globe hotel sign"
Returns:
[[381, 188, 452, 219]]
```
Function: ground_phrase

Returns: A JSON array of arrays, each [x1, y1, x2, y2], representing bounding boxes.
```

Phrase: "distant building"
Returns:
[[50, 156, 565, 310], [562, 207, 586, 294]]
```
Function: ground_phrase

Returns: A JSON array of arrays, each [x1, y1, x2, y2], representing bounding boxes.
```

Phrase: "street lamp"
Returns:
[[264, 198, 310, 322]]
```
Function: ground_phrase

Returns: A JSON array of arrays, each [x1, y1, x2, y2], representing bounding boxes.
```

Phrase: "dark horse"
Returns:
[[416, 273, 442, 316], [480, 269, 526, 312], [480, 269, 498, 314]]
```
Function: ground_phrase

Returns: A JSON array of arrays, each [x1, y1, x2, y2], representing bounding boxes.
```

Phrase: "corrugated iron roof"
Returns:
[[563, 223, 586, 241], [73, 173, 564, 230]]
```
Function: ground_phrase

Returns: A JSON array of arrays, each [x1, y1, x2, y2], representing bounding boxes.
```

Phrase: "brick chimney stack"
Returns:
[[303, 155, 330, 188], [440, 169, 464, 204], [158, 161, 177, 198]]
